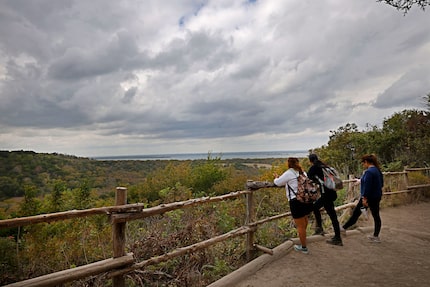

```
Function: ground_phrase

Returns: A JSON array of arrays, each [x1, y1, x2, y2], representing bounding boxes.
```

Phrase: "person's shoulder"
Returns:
[[287, 168, 299, 176], [308, 164, 319, 172], [369, 166, 380, 173], [367, 166, 382, 176]]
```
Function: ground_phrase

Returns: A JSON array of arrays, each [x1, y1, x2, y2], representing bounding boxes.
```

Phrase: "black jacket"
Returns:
[[307, 160, 336, 196]]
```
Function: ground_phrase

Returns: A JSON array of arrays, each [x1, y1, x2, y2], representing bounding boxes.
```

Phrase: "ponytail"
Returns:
[[361, 154, 381, 170]]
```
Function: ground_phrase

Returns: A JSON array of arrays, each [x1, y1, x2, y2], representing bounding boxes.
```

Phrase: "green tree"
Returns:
[[190, 156, 227, 196], [137, 161, 192, 204], [0, 177, 22, 199], [74, 179, 92, 209], [0, 237, 18, 281], [313, 104, 430, 175], [381, 109, 430, 166], [314, 123, 363, 176], [45, 180, 67, 212], [19, 184, 41, 217]]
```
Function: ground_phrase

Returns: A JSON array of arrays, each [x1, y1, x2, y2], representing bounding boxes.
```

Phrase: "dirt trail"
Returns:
[[209, 201, 430, 287]]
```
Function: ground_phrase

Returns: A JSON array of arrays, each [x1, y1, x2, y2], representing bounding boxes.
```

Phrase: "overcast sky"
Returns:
[[0, 0, 429, 158]]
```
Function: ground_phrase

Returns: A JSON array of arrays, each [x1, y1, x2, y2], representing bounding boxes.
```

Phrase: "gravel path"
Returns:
[[209, 201, 430, 287]]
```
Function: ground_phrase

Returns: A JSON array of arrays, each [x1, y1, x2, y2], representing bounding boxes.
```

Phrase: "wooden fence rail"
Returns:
[[0, 191, 252, 229], [1, 168, 430, 287], [5, 254, 135, 287]]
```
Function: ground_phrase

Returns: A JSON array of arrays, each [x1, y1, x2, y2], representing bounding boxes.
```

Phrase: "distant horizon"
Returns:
[[1, 149, 311, 160], [92, 150, 309, 161]]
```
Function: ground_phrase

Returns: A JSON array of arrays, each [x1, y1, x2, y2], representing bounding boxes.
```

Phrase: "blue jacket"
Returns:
[[360, 166, 383, 199]]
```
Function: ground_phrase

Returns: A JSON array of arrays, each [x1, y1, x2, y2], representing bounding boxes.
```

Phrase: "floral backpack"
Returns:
[[288, 172, 320, 203]]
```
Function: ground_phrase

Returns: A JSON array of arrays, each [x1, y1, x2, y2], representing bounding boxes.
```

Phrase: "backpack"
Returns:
[[320, 166, 343, 190], [287, 172, 320, 203]]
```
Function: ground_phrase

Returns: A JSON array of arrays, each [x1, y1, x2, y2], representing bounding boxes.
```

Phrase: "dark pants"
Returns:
[[343, 197, 382, 237], [313, 189, 341, 239]]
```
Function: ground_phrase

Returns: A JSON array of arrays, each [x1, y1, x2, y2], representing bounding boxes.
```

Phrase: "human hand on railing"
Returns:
[[353, 178, 360, 186]]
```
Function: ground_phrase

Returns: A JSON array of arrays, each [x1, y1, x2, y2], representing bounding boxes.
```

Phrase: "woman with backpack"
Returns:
[[274, 157, 313, 254], [308, 154, 343, 246]]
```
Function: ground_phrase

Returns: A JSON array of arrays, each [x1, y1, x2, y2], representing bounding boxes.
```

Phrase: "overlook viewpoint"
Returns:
[[209, 201, 430, 287]]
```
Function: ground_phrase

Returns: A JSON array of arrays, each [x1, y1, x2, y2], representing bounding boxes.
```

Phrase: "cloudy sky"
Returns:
[[0, 0, 429, 158]]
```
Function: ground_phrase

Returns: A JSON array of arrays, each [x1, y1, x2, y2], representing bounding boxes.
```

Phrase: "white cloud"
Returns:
[[0, 0, 429, 157]]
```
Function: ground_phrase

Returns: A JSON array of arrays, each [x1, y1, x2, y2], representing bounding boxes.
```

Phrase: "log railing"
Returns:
[[1, 168, 430, 287]]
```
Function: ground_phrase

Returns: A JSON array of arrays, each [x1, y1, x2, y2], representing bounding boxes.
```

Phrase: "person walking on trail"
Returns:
[[307, 154, 343, 246], [341, 154, 383, 243], [274, 157, 313, 254]]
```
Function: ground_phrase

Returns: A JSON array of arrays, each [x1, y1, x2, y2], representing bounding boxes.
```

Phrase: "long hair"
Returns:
[[309, 153, 327, 167], [361, 154, 381, 170], [287, 157, 304, 173]]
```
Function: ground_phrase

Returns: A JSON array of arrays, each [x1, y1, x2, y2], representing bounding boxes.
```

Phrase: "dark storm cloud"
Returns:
[[48, 31, 142, 80], [374, 65, 430, 109], [0, 0, 429, 156]]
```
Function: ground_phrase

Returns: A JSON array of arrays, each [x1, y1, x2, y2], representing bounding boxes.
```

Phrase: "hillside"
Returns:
[[0, 150, 287, 215]]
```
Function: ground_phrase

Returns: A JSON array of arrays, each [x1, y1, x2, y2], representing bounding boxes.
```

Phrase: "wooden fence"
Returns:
[[1, 168, 429, 287]]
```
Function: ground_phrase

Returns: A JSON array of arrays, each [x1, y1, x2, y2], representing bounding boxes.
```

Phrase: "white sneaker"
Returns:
[[293, 244, 309, 254], [367, 235, 381, 243]]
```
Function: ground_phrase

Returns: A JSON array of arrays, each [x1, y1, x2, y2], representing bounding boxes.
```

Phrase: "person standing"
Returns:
[[308, 154, 343, 246], [274, 157, 313, 254], [341, 154, 383, 242]]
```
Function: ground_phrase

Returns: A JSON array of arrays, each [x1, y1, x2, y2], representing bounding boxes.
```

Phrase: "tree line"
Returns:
[[312, 94, 430, 177]]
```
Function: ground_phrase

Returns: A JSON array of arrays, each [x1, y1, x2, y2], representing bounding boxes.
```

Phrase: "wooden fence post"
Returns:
[[245, 183, 255, 261], [404, 170, 409, 189], [112, 187, 127, 287], [339, 175, 357, 223]]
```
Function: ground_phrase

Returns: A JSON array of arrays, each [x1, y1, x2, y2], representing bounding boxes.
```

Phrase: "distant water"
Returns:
[[93, 150, 308, 161]]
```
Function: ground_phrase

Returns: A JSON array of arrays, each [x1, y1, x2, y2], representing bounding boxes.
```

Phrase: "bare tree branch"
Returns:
[[378, 0, 430, 14]]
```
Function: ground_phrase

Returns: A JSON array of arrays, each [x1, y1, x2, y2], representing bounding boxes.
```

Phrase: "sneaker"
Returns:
[[294, 244, 309, 254], [313, 227, 325, 236], [367, 235, 381, 243], [326, 237, 343, 246]]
